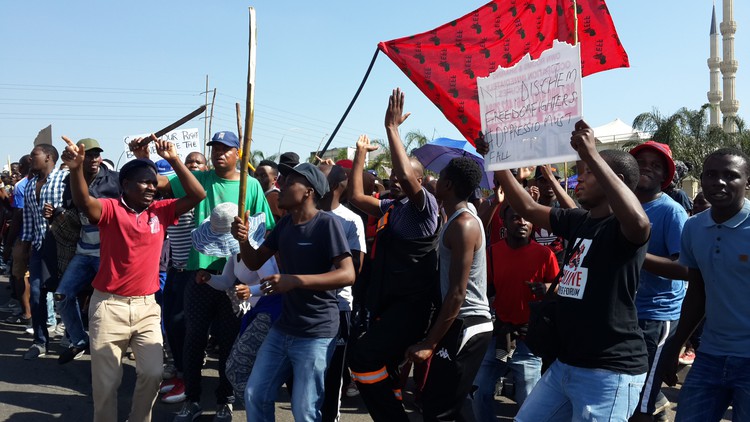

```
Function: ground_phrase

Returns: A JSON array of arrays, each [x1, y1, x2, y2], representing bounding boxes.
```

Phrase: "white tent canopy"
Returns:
[[592, 118, 651, 147]]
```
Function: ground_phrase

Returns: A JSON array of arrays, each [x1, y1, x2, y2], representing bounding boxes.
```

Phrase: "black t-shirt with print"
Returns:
[[264, 211, 351, 338], [550, 207, 648, 375]]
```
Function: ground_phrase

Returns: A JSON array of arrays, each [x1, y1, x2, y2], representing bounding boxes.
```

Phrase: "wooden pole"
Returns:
[[567, 0, 578, 192], [236, 102, 244, 149], [238, 7, 257, 218]]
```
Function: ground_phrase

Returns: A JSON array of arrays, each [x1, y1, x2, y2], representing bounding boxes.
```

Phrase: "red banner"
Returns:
[[378, 0, 628, 144]]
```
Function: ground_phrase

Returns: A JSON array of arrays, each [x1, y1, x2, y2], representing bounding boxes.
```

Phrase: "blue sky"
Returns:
[[1, 1, 747, 168]]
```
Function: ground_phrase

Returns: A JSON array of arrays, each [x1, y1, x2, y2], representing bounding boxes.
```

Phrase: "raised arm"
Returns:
[[496, 169, 552, 231], [61, 136, 102, 223], [475, 134, 552, 231], [349, 135, 382, 217], [152, 140, 206, 217], [571, 120, 650, 245], [385, 88, 424, 207], [478, 179, 504, 230], [129, 135, 174, 196], [541, 164, 577, 209]]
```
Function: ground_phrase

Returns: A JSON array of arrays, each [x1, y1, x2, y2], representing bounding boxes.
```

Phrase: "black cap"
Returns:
[[534, 165, 561, 180], [326, 165, 348, 188], [278, 152, 300, 176], [279, 162, 329, 198], [119, 158, 158, 185]]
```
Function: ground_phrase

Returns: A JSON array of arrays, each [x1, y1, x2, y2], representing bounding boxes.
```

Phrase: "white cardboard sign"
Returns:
[[478, 40, 582, 170], [122, 128, 201, 166]]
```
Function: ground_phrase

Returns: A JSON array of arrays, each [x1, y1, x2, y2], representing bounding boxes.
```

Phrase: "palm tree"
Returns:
[[247, 150, 278, 170], [633, 105, 750, 178], [366, 130, 431, 178], [632, 108, 686, 146]]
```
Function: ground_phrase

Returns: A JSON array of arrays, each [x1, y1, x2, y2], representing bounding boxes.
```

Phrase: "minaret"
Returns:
[[708, 4, 722, 127], [720, 0, 740, 132]]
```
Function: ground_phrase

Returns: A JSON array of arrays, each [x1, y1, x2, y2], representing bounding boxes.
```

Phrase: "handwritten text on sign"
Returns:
[[122, 128, 201, 167], [478, 40, 582, 170]]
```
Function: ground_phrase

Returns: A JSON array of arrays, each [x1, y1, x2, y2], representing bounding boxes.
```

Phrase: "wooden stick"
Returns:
[[573, 0, 579, 45], [135, 105, 207, 147], [238, 7, 257, 218], [236, 103, 244, 148]]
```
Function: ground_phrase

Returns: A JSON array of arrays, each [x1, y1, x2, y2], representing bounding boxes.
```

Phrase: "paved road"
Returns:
[[0, 275, 511, 421], [0, 275, 731, 421]]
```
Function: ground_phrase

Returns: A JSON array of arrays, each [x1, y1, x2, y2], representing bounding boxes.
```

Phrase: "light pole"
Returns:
[[278, 127, 302, 157]]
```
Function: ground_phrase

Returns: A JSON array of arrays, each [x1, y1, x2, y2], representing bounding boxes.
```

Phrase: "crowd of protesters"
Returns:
[[0, 87, 748, 422]]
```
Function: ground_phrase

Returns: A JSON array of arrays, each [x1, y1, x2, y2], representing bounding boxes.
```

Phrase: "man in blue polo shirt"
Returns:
[[658, 147, 750, 422]]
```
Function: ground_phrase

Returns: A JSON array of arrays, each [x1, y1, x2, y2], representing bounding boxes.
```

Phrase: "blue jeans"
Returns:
[[55, 254, 99, 347], [515, 360, 646, 422], [245, 327, 335, 422], [675, 351, 750, 421], [28, 248, 49, 346], [473, 337, 541, 421], [46, 292, 56, 326]]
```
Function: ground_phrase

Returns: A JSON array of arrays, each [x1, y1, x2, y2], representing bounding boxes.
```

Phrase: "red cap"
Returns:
[[335, 159, 353, 169], [629, 141, 676, 190]]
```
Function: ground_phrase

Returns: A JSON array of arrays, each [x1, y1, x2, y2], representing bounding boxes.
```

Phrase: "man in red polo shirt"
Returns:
[[60, 135, 206, 422]]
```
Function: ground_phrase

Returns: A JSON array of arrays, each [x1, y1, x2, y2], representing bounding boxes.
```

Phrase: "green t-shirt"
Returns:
[[170, 170, 276, 271]]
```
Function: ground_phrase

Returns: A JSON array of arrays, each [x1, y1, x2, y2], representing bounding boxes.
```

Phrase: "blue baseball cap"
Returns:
[[208, 131, 240, 149], [155, 159, 175, 176]]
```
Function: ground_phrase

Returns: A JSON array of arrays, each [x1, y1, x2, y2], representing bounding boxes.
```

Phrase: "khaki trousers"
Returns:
[[89, 289, 163, 422]]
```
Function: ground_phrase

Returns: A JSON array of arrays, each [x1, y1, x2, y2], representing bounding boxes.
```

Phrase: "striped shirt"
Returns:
[[167, 211, 195, 269], [22, 169, 69, 250]]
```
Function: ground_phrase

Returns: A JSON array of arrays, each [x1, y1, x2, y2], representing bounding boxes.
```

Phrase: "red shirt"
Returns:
[[488, 240, 559, 325], [488, 203, 506, 246], [93, 198, 178, 296]]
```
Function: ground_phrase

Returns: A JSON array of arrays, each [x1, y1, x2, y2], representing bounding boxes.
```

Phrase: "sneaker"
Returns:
[[653, 396, 671, 415], [0, 299, 21, 313], [163, 363, 178, 380], [173, 401, 202, 421], [214, 403, 233, 422], [162, 379, 186, 404], [345, 381, 359, 397], [160, 377, 182, 394], [53, 323, 66, 337], [58, 344, 88, 364], [24, 320, 33, 335], [679, 350, 696, 365], [24, 343, 46, 360], [5, 313, 31, 324], [59, 336, 72, 349]]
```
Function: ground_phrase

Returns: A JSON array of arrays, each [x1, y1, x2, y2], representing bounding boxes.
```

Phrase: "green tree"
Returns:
[[632, 105, 749, 178], [334, 148, 349, 162], [632, 107, 687, 146], [366, 130, 431, 178], [247, 150, 278, 170]]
